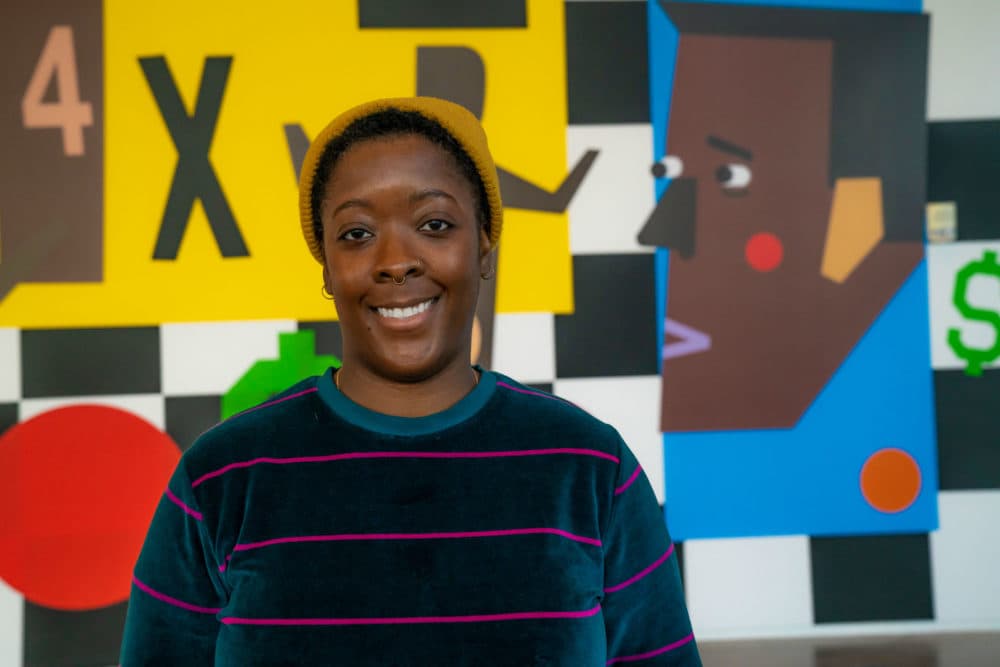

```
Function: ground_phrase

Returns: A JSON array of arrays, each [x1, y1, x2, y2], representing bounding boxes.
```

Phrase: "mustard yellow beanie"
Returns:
[[298, 96, 503, 264]]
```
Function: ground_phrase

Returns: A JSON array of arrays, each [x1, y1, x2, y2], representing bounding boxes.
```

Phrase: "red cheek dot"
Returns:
[[745, 232, 784, 272]]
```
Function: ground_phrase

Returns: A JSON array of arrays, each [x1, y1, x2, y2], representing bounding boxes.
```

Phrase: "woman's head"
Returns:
[[297, 97, 502, 384]]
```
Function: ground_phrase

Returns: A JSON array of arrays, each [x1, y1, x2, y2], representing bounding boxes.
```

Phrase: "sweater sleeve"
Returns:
[[120, 460, 226, 666], [601, 436, 701, 666]]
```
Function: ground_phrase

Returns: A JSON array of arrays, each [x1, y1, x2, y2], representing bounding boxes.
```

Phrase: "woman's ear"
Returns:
[[478, 226, 495, 278]]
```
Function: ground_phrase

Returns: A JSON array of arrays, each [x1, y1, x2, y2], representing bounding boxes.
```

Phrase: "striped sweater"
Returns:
[[120, 369, 701, 666]]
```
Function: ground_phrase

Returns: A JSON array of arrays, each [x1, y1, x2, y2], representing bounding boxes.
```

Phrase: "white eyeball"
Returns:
[[717, 163, 751, 188], [651, 155, 684, 179]]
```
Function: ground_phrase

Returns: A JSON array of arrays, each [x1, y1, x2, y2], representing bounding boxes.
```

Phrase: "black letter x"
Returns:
[[140, 56, 249, 259]]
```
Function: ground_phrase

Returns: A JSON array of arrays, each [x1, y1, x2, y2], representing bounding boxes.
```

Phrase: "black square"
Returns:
[[21, 328, 160, 398], [555, 254, 658, 378], [935, 368, 1000, 490], [566, 1, 650, 124], [24, 600, 128, 667], [165, 395, 222, 452], [297, 321, 344, 360], [928, 120, 1000, 241], [0, 402, 17, 436], [358, 0, 526, 28], [810, 534, 933, 624]]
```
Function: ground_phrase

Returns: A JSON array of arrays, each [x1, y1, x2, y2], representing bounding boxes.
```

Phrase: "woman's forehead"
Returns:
[[324, 134, 474, 199]]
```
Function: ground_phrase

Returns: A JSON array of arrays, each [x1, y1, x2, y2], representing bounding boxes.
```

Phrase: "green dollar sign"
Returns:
[[946, 250, 1000, 377]]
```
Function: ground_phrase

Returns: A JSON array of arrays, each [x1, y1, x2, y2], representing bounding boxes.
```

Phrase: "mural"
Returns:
[[649, 2, 938, 539], [1, 0, 998, 664]]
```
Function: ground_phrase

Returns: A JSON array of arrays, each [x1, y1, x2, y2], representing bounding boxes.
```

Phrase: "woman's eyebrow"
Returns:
[[410, 188, 458, 205], [331, 198, 373, 216]]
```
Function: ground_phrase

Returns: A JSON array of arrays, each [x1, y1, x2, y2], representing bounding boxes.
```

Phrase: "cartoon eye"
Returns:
[[716, 164, 751, 189], [651, 155, 683, 179]]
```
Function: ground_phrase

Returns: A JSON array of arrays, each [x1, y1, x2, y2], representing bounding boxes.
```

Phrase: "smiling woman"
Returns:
[[120, 97, 701, 666]]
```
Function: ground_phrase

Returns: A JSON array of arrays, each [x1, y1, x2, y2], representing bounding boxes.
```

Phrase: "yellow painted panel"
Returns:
[[0, 0, 571, 326]]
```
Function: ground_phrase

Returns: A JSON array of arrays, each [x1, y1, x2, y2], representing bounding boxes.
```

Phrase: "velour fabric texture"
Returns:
[[298, 96, 504, 264], [120, 370, 700, 666]]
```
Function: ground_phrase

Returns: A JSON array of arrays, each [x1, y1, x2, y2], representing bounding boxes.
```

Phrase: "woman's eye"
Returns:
[[340, 228, 373, 241], [419, 219, 452, 233], [716, 163, 752, 189]]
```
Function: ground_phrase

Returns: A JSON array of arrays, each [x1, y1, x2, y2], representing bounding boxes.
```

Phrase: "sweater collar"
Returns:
[[316, 366, 496, 436]]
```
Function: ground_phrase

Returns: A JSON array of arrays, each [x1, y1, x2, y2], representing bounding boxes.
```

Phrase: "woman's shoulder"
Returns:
[[487, 371, 623, 446], [179, 373, 327, 471]]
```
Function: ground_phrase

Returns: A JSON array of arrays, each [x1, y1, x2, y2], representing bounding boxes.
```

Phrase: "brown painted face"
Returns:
[[643, 34, 922, 432], [320, 133, 491, 384]]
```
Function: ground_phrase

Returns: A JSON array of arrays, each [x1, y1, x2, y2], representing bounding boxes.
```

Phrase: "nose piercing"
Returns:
[[392, 274, 406, 285]]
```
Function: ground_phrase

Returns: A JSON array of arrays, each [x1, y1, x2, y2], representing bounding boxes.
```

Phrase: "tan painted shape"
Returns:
[[821, 178, 885, 283]]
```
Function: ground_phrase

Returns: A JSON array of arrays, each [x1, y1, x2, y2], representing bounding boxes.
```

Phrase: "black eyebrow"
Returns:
[[707, 135, 753, 161], [330, 189, 457, 217], [331, 198, 371, 217], [410, 188, 458, 205]]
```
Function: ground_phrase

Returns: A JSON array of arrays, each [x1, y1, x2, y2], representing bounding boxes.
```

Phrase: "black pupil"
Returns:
[[651, 162, 667, 178], [715, 165, 733, 183]]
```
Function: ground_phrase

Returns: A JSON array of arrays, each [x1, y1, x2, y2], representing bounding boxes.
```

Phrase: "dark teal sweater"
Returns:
[[120, 369, 700, 665]]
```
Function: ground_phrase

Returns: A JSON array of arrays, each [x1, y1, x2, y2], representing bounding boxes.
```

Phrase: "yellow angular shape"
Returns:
[[821, 177, 884, 284]]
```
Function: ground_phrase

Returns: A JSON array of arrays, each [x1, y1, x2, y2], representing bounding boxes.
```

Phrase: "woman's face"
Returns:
[[320, 133, 490, 382]]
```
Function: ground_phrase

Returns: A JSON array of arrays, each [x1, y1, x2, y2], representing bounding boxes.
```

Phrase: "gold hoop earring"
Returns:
[[321, 285, 335, 300], [480, 268, 495, 280]]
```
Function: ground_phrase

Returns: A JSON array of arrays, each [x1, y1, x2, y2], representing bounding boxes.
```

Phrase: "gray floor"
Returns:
[[699, 631, 999, 666]]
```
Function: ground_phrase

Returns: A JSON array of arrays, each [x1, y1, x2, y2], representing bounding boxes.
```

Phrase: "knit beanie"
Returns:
[[298, 96, 503, 264]]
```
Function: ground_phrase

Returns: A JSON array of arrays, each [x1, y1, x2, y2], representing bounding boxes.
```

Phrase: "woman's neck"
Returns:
[[334, 359, 479, 418]]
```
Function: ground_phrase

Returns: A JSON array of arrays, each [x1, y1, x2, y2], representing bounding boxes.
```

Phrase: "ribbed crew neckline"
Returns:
[[316, 366, 497, 436]]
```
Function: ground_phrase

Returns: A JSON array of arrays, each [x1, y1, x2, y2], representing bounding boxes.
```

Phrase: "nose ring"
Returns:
[[392, 274, 406, 285]]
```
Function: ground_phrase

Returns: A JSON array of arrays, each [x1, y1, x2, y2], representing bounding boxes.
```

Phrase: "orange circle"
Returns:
[[860, 448, 921, 513]]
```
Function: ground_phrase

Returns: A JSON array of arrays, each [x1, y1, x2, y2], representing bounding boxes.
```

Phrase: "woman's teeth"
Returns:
[[377, 299, 434, 319]]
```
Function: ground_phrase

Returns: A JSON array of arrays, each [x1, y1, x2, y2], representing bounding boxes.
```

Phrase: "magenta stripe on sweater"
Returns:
[[615, 465, 642, 496], [222, 603, 602, 626], [233, 527, 602, 555], [606, 633, 696, 664], [604, 544, 674, 594], [226, 387, 318, 422], [132, 576, 221, 615], [164, 488, 203, 521], [192, 447, 618, 487]]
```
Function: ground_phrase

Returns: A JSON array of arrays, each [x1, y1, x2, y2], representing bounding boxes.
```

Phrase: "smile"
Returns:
[[375, 298, 437, 320]]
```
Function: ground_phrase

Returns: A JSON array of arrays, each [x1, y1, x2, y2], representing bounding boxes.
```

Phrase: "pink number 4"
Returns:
[[21, 26, 94, 157]]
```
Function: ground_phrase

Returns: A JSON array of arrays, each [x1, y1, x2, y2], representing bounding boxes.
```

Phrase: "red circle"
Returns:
[[745, 232, 784, 272], [0, 405, 179, 610]]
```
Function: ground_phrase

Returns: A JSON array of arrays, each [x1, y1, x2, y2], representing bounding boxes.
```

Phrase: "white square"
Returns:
[[925, 0, 1000, 120], [930, 490, 1000, 625], [161, 320, 297, 396], [567, 124, 657, 255], [492, 312, 555, 384], [0, 328, 20, 402], [552, 376, 664, 503], [683, 535, 814, 635], [0, 578, 23, 667], [19, 394, 166, 431]]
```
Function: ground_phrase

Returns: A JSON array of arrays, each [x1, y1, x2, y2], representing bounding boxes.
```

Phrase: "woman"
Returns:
[[121, 97, 701, 666]]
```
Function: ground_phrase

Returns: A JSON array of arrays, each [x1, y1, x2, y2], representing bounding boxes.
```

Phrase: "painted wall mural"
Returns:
[[1, 0, 999, 664], [649, 2, 938, 540]]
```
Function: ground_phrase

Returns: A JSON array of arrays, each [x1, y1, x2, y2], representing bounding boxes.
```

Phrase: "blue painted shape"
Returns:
[[648, 0, 935, 539], [660, 0, 921, 12], [663, 263, 938, 539]]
